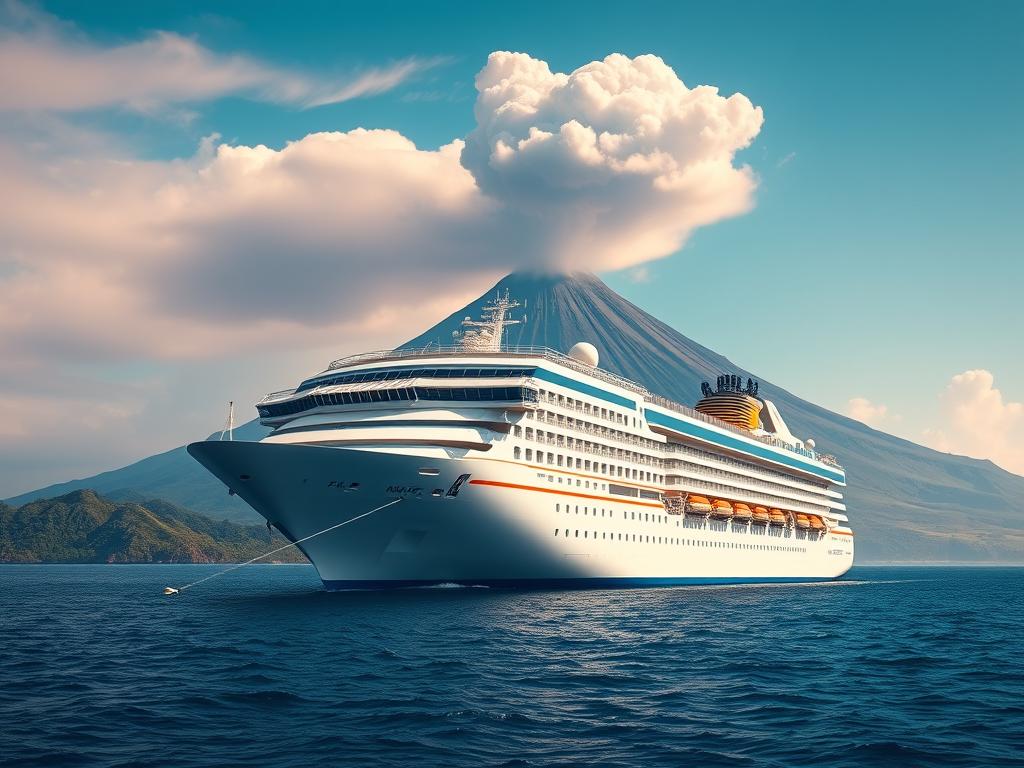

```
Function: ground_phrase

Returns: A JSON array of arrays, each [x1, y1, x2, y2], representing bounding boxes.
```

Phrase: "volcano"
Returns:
[[9, 272, 1023, 562]]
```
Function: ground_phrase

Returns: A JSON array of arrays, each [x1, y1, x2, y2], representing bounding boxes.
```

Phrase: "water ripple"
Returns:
[[1, 565, 1022, 768]]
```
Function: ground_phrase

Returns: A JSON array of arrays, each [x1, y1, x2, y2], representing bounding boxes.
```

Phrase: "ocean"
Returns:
[[1, 565, 1021, 767]]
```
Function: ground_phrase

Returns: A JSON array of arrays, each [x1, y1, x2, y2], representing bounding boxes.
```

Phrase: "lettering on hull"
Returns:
[[387, 485, 423, 499]]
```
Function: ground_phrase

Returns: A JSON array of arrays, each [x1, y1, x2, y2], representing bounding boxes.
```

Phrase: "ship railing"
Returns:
[[257, 375, 538, 407], [326, 346, 651, 396], [662, 478, 830, 517], [258, 388, 299, 405]]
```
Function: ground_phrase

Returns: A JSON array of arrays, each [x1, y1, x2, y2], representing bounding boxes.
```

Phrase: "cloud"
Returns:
[[776, 151, 796, 168], [0, 49, 765, 495], [846, 397, 890, 428], [923, 370, 1024, 475], [0, 51, 764, 361], [0, 2, 437, 112], [304, 57, 450, 108], [461, 52, 763, 270]]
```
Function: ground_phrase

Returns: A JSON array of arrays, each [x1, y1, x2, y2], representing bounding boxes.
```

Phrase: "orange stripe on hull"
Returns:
[[468, 479, 664, 509]]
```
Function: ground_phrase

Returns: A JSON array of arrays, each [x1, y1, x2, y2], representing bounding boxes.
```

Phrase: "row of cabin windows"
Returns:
[[512, 445, 662, 484], [533, 388, 835, 495], [553, 503, 820, 544], [536, 389, 634, 426], [665, 444, 831, 491], [508, 432, 828, 515], [555, 504, 668, 522], [552, 528, 807, 552], [524, 416, 663, 474], [527, 406, 661, 454], [296, 366, 536, 393], [260, 385, 537, 418], [666, 459, 831, 502]]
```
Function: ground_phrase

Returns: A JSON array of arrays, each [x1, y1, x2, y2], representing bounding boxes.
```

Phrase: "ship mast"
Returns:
[[453, 290, 524, 352]]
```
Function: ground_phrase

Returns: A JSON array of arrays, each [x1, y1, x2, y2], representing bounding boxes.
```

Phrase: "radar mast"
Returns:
[[453, 290, 524, 352]]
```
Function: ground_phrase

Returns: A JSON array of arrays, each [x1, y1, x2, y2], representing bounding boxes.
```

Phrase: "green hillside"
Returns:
[[0, 490, 306, 564]]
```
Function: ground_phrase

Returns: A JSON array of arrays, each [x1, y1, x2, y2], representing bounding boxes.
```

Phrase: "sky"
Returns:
[[0, 0, 1021, 497]]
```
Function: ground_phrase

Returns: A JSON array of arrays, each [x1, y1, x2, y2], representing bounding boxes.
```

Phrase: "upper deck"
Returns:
[[256, 345, 845, 484]]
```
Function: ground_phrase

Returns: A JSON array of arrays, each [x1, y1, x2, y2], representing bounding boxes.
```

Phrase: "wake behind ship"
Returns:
[[188, 294, 853, 588]]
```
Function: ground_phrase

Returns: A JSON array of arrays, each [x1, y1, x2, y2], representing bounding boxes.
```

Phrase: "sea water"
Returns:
[[1, 565, 1021, 767]]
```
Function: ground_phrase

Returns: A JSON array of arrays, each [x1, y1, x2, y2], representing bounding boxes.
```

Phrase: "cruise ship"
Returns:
[[188, 294, 853, 588]]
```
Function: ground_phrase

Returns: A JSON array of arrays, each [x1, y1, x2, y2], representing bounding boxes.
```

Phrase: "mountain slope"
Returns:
[[7, 271, 1023, 561], [0, 489, 305, 563], [5, 419, 270, 523]]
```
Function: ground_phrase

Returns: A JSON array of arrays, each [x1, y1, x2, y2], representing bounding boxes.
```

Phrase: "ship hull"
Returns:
[[187, 440, 855, 589]]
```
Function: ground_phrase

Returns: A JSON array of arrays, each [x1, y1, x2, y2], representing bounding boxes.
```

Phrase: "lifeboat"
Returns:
[[686, 495, 713, 514], [752, 506, 770, 524], [795, 514, 810, 530], [732, 502, 753, 521], [769, 508, 787, 526], [808, 515, 825, 530], [710, 499, 734, 519]]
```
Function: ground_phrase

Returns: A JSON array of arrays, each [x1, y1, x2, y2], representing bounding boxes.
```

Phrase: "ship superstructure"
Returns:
[[188, 293, 853, 588]]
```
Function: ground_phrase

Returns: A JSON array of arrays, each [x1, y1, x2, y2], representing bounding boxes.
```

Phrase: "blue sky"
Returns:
[[0, 0, 1021, 494]]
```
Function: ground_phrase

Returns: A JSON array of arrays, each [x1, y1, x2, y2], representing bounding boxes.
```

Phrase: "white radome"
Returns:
[[806, 438, 816, 449], [568, 342, 599, 367]]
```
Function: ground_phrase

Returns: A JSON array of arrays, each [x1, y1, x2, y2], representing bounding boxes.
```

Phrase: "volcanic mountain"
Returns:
[[8, 272, 1023, 562]]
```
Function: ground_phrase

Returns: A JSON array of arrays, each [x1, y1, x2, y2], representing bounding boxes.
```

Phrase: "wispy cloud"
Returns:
[[302, 57, 449, 108], [776, 151, 797, 168], [0, 1, 440, 112]]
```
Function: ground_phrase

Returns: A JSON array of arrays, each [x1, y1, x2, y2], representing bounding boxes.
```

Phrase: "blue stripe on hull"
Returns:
[[644, 408, 847, 484], [322, 576, 840, 591], [534, 367, 636, 409]]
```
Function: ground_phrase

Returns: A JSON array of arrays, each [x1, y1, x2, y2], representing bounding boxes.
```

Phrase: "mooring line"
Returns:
[[164, 497, 403, 595]]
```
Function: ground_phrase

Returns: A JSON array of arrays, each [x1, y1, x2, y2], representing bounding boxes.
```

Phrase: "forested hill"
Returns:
[[0, 490, 305, 564]]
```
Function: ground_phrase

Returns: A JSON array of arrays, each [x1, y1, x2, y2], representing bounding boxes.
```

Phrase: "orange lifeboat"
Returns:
[[752, 506, 770, 524], [710, 499, 734, 518], [808, 515, 825, 530], [769, 508, 787, 526], [732, 502, 753, 521], [686, 495, 713, 514], [795, 513, 810, 530]]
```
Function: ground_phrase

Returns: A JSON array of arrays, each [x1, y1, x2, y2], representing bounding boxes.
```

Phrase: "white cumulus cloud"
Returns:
[[462, 52, 764, 270], [923, 370, 1024, 475]]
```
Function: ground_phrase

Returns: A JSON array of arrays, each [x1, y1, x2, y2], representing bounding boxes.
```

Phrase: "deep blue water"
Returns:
[[1, 566, 1022, 768]]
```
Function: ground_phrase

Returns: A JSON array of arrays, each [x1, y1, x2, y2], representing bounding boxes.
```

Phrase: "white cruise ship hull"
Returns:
[[188, 440, 854, 589]]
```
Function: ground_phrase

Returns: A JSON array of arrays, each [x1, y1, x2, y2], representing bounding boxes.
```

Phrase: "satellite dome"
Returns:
[[806, 438, 816, 449], [568, 342, 599, 367]]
